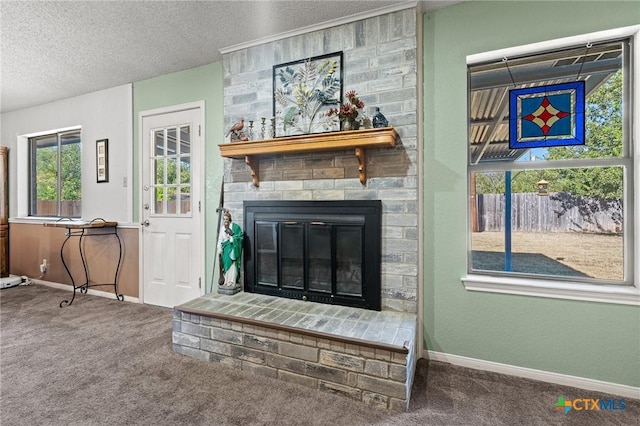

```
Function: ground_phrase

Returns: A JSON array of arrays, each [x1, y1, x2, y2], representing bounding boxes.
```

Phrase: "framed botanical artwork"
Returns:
[[273, 51, 343, 137], [96, 139, 109, 183], [509, 81, 585, 149]]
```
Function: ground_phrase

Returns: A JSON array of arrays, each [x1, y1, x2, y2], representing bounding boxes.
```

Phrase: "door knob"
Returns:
[[141, 220, 150, 227]]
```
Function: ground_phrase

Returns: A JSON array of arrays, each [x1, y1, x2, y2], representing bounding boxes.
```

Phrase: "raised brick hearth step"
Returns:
[[173, 292, 417, 411]]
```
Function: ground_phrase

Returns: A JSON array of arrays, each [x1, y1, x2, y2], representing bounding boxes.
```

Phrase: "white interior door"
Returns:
[[141, 106, 203, 307]]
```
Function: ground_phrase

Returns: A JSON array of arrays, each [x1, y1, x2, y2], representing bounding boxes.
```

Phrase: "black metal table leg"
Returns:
[[59, 229, 80, 307], [113, 230, 124, 301]]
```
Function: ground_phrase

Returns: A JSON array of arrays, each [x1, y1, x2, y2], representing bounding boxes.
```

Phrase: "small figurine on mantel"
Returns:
[[225, 117, 248, 142], [217, 209, 243, 295], [372, 107, 389, 128]]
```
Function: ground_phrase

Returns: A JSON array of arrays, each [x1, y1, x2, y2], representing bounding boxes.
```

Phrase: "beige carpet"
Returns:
[[1, 284, 637, 425]]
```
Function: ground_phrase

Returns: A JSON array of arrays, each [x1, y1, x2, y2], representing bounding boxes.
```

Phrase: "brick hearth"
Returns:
[[173, 293, 417, 411]]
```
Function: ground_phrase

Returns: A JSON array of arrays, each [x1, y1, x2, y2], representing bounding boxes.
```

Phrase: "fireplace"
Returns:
[[243, 200, 381, 310]]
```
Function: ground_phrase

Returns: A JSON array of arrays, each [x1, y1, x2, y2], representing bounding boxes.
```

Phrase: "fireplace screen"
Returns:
[[244, 201, 381, 310]]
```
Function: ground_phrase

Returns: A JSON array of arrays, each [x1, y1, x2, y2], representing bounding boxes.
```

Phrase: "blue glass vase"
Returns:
[[372, 107, 389, 128]]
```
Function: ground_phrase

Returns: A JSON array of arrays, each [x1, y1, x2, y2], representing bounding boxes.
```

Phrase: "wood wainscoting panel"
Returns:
[[9, 223, 139, 299], [0, 146, 8, 278]]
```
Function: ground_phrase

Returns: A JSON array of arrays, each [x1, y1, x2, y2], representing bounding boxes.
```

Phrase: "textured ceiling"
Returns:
[[0, 0, 459, 114]]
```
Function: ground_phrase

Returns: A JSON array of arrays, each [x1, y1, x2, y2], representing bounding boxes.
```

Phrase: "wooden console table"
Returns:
[[218, 127, 398, 186], [44, 218, 123, 307]]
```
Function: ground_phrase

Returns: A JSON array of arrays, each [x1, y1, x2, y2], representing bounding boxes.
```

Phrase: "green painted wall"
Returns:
[[423, 2, 640, 387], [133, 62, 225, 289]]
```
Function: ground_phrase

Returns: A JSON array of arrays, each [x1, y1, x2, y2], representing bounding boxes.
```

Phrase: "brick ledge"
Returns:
[[175, 305, 410, 354]]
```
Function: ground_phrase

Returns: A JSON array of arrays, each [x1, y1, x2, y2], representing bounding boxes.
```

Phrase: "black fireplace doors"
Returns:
[[243, 201, 381, 310]]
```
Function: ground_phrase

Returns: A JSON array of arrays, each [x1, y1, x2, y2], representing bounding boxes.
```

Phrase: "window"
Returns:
[[464, 28, 639, 305], [152, 126, 191, 215], [29, 130, 82, 217]]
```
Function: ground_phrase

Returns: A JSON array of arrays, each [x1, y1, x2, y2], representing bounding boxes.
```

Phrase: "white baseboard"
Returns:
[[424, 350, 640, 400], [32, 279, 141, 304]]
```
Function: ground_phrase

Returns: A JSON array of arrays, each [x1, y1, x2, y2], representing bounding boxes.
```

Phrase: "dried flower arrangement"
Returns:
[[327, 90, 367, 129]]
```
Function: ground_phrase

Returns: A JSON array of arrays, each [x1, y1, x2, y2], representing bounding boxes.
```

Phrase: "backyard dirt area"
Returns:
[[472, 232, 623, 281]]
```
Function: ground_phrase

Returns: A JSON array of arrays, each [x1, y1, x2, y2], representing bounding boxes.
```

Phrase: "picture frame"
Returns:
[[96, 139, 109, 183], [273, 51, 343, 137]]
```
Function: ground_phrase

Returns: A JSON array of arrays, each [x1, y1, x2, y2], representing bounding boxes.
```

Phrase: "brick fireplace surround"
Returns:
[[173, 7, 419, 411]]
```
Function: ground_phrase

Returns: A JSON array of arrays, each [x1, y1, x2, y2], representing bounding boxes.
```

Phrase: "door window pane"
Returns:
[[154, 187, 164, 214], [180, 158, 191, 184], [180, 126, 191, 154], [166, 187, 177, 214], [167, 128, 177, 155], [151, 125, 193, 217], [166, 158, 177, 184], [179, 186, 191, 215], [154, 130, 164, 156], [154, 159, 164, 185]]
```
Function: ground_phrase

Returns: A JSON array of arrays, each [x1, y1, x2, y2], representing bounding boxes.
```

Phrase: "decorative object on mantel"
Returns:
[[218, 127, 398, 187], [372, 107, 389, 128], [226, 117, 248, 142], [247, 120, 254, 140], [217, 209, 243, 295], [273, 51, 343, 137], [327, 90, 367, 131]]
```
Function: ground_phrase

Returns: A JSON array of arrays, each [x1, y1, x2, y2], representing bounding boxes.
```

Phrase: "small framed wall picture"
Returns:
[[96, 139, 109, 183]]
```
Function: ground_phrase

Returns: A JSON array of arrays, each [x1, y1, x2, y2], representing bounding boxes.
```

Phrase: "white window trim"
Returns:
[[463, 274, 640, 306], [463, 25, 640, 306]]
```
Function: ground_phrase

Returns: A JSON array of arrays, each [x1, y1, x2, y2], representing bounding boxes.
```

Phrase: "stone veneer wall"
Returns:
[[174, 310, 416, 411], [221, 8, 418, 313]]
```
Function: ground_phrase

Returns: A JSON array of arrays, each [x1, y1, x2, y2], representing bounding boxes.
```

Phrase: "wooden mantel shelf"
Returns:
[[218, 127, 398, 187]]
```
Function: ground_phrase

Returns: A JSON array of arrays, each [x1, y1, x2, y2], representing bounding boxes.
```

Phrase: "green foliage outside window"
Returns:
[[60, 143, 82, 201], [154, 158, 191, 201], [30, 131, 81, 216], [34, 146, 58, 201]]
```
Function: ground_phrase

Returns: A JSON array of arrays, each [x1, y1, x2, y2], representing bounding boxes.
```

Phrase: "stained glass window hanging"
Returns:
[[509, 81, 585, 149]]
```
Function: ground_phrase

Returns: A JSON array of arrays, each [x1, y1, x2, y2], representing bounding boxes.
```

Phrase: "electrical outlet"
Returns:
[[40, 264, 47, 273]]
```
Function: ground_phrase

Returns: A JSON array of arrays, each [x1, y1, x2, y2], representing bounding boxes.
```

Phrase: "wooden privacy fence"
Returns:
[[475, 192, 622, 234], [36, 200, 81, 217]]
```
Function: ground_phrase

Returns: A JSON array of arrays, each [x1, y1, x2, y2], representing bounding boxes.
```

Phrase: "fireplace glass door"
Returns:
[[336, 226, 362, 297], [281, 223, 304, 289], [307, 223, 332, 293], [256, 221, 364, 296], [244, 201, 381, 310], [256, 222, 278, 287]]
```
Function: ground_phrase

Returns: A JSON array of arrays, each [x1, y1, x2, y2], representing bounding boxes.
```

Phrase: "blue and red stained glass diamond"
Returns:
[[509, 81, 585, 149]]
